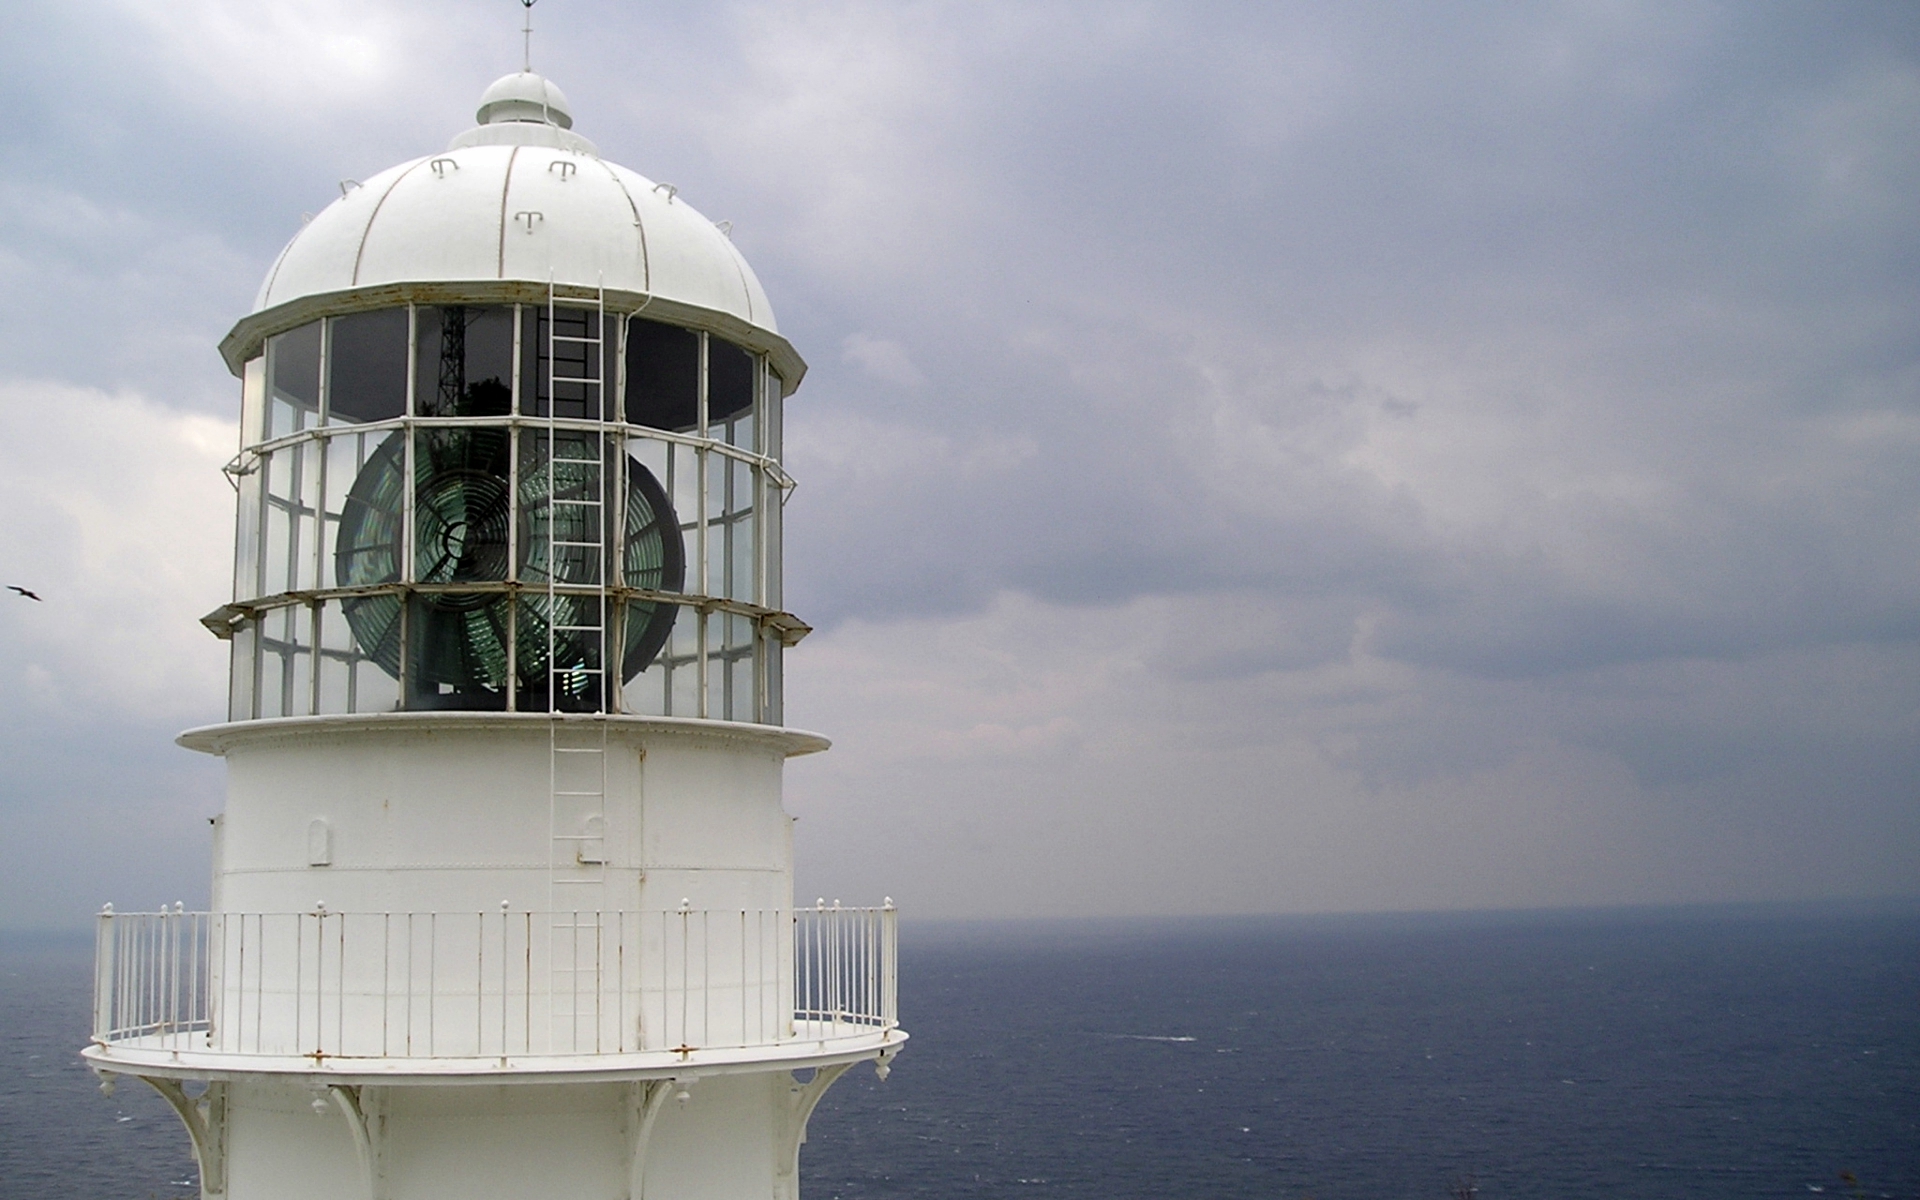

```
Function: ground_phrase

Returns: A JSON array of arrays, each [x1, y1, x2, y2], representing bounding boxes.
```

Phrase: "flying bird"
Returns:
[[8, 586, 41, 601]]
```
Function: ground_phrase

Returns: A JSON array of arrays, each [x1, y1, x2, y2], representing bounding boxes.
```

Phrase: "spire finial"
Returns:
[[521, 0, 536, 72]]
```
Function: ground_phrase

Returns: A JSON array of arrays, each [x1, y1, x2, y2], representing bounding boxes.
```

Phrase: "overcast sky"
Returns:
[[1, 0, 1915, 929]]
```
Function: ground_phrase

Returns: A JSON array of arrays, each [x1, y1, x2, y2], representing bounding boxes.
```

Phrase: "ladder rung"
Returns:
[[550, 335, 601, 344]]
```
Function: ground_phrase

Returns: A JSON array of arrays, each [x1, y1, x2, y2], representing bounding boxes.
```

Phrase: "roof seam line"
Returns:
[[727, 247, 754, 326], [597, 159, 649, 294], [497, 145, 525, 279], [257, 237, 299, 310], [352, 160, 431, 287]]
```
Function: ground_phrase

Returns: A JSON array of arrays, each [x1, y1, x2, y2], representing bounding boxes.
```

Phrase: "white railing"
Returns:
[[93, 902, 896, 1061]]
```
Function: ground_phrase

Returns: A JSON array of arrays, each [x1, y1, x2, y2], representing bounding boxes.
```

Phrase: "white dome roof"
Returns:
[[222, 74, 802, 387]]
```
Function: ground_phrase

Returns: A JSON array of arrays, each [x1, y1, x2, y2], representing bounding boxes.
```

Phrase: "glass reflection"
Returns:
[[415, 306, 513, 417], [327, 310, 407, 423], [525, 307, 603, 419], [267, 322, 320, 439], [709, 339, 753, 425], [625, 319, 698, 431]]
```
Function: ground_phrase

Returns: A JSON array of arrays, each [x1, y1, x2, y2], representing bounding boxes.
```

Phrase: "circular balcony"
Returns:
[[85, 903, 901, 1086]]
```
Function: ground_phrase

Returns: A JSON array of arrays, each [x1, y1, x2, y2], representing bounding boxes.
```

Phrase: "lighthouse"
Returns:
[[83, 70, 901, 1200]]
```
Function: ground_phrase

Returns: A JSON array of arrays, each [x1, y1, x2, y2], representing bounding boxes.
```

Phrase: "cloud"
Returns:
[[786, 593, 1920, 918], [0, 382, 234, 926], [841, 332, 928, 390], [0, 381, 233, 722], [2, 0, 1916, 925]]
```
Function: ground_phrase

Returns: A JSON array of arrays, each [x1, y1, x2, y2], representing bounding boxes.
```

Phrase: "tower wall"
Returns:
[[195, 715, 810, 917]]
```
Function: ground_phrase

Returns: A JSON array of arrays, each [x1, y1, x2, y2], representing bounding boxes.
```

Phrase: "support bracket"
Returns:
[[625, 1076, 684, 1200], [140, 1077, 227, 1199], [774, 1062, 853, 1200], [328, 1084, 384, 1200]]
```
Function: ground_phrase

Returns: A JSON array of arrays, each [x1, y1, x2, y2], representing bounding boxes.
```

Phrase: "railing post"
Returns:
[[882, 897, 897, 1028], [829, 899, 842, 1037], [499, 901, 510, 1061], [92, 905, 115, 1041], [683, 894, 698, 1052]]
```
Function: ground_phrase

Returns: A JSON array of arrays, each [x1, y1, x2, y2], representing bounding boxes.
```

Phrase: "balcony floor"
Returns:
[[82, 1021, 905, 1086]]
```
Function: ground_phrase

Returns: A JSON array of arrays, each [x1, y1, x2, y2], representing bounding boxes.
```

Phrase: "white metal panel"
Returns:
[[254, 165, 403, 309], [497, 149, 645, 294], [348, 147, 517, 287], [607, 160, 766, 329], [253, 149, 778, 335], [202, 717, 798, 919]]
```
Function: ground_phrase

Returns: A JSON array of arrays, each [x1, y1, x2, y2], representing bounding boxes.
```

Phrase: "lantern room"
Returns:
[[206, 72, 807, 725]]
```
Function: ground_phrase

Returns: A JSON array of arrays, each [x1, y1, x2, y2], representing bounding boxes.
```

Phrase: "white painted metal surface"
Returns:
[[88, 72, 900, 1200], [252, 72, 773, 336]]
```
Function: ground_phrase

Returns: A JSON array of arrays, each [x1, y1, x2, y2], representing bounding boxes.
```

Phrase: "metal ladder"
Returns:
[[544, 280, 610, 1033]]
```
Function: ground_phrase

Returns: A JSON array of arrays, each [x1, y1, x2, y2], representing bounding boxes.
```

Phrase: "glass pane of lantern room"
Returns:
[[621, 623, 668, 716], [321, 428, 400, 592], [414, 306, 514, 417], [624, 319, 699, 432], [317, 597, 400, 714], [327, 309, 408, 423], [229, 623, 257, 721], [763, 634, 782, 726], [414, 429, 513, 586], [266, 322, 321, 441], [259, 443, 319, 595], [730, 506, 757, 605], [664, 602, 700, 717], [240, 357, 266, 453], [233, 458, 263, 603], [523, 306, 602, 419], [762, 362, 783, 462], [316, 603, 352, 716], [406, 595, 512, 710], [514, 594, 605, 713], [709, 339, 754, 431], [725, 613, 754, 721]]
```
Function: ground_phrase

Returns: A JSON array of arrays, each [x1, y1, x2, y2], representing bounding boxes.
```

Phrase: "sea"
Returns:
[[3, 902, 1915, 1199]]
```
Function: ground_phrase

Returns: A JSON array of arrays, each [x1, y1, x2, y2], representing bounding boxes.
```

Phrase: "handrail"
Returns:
[[92, 903, 896, 1062]]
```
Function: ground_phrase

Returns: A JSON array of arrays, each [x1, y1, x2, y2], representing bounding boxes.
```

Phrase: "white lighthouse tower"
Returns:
[[84, 70, 901, 1200]]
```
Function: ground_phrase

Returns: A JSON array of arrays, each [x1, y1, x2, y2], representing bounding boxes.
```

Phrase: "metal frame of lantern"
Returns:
[[203, 295, 806, 725]]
